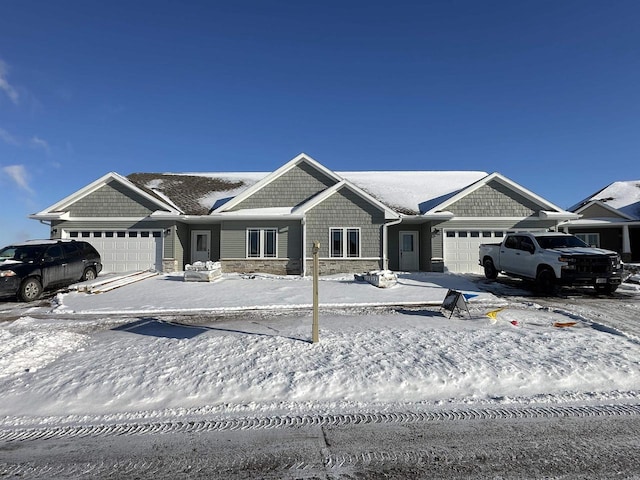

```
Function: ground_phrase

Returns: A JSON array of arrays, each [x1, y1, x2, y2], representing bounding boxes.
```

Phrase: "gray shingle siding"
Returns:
[[306, 188, 385, 259], [447, 180, 540, 217], [52, 219, 172, 233], [68, 181, 162, 217], [229, 163, 336, 211]]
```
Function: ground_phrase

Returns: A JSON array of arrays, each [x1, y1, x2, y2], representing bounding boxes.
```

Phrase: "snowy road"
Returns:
[[2, 409, 640, 479]]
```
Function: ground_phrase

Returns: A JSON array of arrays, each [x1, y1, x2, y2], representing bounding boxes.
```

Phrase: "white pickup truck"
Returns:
[[479, 232, 623, 294]]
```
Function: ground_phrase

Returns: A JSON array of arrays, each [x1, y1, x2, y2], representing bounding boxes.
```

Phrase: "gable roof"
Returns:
[[422, 172, 577, 219], [123, 169, 489, 216], [294, 180, 400, 220], [573, 200, 635, 221], [32, 172, 182, 219], [569, 180, 640, 220], [211, 153, 343, 213], [33, 154, 576, 221]]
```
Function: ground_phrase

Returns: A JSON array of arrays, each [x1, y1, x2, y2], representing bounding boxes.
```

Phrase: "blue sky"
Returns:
[[1, 0, 639, 247]]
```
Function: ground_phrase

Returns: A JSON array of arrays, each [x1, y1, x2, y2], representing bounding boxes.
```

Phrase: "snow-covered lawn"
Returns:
[[1, 272, 639, 428], [53, 271, 499, 314]]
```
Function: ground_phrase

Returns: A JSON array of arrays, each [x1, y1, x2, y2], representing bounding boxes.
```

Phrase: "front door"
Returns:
[[191, 230, 211, 263], [399, 231, 419, 271]]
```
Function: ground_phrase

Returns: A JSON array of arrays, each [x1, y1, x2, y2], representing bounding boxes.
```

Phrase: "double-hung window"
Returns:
[[330, 228, 360, 258], [247, 228, 277, 258]]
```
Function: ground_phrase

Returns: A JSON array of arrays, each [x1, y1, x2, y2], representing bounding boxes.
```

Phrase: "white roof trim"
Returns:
[[32, 172, 182, 217], [539, 210, 581, 220], [561, 218, 640, 227], [423, 172, 569, 215], [573, 200, 635, 221], [211, 153, 343, 213], [295, 180, 400, 220]]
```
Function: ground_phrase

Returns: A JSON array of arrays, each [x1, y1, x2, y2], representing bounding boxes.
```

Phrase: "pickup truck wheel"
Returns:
[[536, 268, 557, 295], [483, 259, 498, 280], [19, 277, 43, 302]]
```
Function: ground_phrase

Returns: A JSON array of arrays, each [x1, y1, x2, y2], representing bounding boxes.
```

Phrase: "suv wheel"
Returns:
[[19, 277, 43, 302], [82, 267, 97, 282]]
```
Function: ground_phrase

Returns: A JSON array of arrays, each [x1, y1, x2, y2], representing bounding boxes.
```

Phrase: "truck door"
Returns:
[[499, 235, 525, 275], [517, 235, 538, 279]]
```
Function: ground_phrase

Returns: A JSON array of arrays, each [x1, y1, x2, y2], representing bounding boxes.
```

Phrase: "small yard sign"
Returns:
[[441, 289, 471, 319]]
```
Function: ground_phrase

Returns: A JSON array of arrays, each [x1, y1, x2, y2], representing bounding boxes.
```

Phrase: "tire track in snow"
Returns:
[[1, 404, 640, 443]]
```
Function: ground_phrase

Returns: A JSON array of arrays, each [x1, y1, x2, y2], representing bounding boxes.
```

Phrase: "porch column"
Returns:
[[622, 225, 632, 262]]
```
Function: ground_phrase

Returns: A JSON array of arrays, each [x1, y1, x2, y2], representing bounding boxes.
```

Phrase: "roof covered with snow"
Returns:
[[570, 180, 640, 220], [127, 170, 488, 216]]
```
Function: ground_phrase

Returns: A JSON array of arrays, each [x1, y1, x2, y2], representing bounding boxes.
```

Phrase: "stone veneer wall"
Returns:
[[306, 259, 382, 276], [162, 258, 179, 273], [221, 259, 302, 275], [219, 258, 381, 276]]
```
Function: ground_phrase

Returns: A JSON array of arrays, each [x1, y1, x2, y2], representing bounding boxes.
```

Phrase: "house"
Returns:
[[30, 153, 578, 275], [561, 181, 640, 262]]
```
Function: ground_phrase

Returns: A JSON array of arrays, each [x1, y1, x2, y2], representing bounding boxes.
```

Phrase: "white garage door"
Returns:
[[65, 230, 163, 273], [444, 230, 506, 274]]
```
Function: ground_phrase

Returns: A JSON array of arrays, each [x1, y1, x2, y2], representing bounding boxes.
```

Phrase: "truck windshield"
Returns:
[[535, 236, 589, 249]]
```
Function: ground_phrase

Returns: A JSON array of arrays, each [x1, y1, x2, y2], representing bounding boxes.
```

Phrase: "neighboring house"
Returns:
[[561, 181, 640, 262], [30, 153, 578, 275]]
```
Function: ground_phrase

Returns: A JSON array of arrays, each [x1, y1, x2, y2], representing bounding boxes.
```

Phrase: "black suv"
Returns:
[[0, 240, 102, 301]]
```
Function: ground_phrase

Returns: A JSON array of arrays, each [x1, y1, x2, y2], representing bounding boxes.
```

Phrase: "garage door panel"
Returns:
[[444, 230, 544, 274], [64, 230, 163, 273], [444, 230, 502, 274]]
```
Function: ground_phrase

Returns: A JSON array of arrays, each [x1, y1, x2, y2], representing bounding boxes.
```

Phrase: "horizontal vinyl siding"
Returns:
[[221, 221, 301, 259]]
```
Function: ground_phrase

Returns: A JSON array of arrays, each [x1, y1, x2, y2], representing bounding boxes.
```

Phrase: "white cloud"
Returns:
[[0, 127, 19, 146], [0, 59, 19, 105], [30, 136, 51, 154], [2, 165, 33, 193]]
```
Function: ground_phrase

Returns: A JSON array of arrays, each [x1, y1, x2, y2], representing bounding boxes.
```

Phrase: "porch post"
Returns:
[[302, 217, 307, 276], [622, 225, 632, 262]]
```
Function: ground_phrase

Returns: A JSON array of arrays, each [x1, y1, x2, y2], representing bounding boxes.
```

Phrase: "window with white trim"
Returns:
[[330, 228, 360, 258], [575, 233, 600, 248], [247, 228, 277, 258]]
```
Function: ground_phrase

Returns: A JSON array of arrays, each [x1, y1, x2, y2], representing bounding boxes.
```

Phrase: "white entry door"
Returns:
[[191, 230, 211, 263], [399, 231, 419, 271]]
